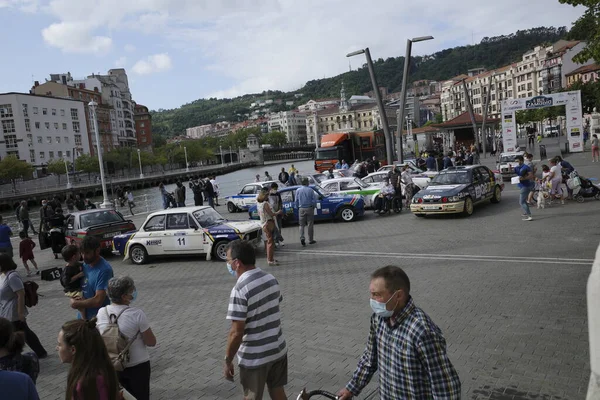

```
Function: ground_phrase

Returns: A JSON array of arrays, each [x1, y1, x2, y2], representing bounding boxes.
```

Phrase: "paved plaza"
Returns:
[[14, 150, 600, 399]]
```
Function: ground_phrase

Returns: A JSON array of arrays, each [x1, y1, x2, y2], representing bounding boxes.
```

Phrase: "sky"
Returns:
[[0, 0, 585, 111]]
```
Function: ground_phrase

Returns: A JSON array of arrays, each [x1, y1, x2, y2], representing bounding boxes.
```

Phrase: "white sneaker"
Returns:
[[522, 216, 533, 221], [26, 272, 33, 277]]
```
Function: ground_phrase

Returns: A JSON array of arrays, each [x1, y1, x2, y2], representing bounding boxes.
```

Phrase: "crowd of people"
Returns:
[[158, 176, 220, 210]]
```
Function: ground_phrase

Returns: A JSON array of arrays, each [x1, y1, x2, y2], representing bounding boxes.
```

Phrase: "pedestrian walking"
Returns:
[[0, 317, 40, 384], [592, 134, 599, 163], [337, 266, 461, 400], [268, 183, 285, 247], [224, 240, 288, 400], [278, 168, 289, 185], [524, 153, 538, 205], [18, 232, 38, 277], [210, 176, 220, 206], [48, 208, 66, 259], [295, 178, 317, 247], [257, 189, 281, 266], [96, 276, 157, 400], [544, 158, 565, 205], [0, 254, 47, 359], [288, 170, 297, 186], [126, 191, 136, 215], [17, 202, 37, 236], [175, 181, 186, 207], [527, 127, 535, 148], [69, 236, 113, 320], [38, 200, 54, 232], [514, 155, 534, 221], [57, 319, 120, 400], [0, 216, 13, 259]]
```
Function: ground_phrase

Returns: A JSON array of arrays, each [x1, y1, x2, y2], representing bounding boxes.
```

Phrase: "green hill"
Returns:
[[151, 26, 568, 141]]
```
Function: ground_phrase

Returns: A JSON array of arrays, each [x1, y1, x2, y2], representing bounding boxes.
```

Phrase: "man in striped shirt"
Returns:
[[224, 240, 288, 400], [338, 266, 461, 399]]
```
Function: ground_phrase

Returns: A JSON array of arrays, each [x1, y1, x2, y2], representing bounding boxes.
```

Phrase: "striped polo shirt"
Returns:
[[227, 268, 287, 368]]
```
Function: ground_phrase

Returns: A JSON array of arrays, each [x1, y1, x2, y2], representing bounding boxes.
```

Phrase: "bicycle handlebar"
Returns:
[[296, 388, 338, 400]]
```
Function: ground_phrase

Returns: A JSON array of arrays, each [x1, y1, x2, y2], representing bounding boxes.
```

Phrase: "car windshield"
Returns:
[[352, 178, 369, 188], [312, 174, 327, 183], [430, 171, 470, 185], [315, 148, 339, 160], [192, 208, 226, 227], [313, 185, 329, 196], [500, 154, 518, 163], [79, 210, 124, 228]]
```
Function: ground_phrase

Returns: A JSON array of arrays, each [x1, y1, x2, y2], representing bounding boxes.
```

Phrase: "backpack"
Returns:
[[7, 272, 38, 307], [101, 307, 137, 372]]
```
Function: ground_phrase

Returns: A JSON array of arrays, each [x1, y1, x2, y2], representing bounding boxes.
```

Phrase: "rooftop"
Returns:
[[565, 63, 600, 77]]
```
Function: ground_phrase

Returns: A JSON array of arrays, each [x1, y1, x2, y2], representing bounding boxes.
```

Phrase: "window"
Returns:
[[60, 109, 65, 117], [0, 104, 13, 118], [29, 149, 35, 163], [27, 134, 32, 143], [49, 151, 54, 159], [74, 134, 82, 146], [22, 104, 28, 117], [72, 121, 80, 132], [64, 136, 69, 143], [54, 122, 59, 130], [166, 214, 189, 230], [66, 150, 70, 158], [52, 109, 56, 116], [140, 122, 145, 127], [143, 215, 165, 231], [39, 151, 45, 160], [25, 119, 30, 132], [42, 108, 47, 115], [33, 107, 38, 114], [35, 121, 40, 129], [2, 120, 15, 133], [70, 108, 79, 120], [62, 123, 67, 130], [37, 136, 42, 143], [46, 136, 52, 144], [142, 137, 147, 142], [58, 151, 63, 158], [5, 135, 17, 148], [45, 122, 50, 129], [56, 136, 61, 143]]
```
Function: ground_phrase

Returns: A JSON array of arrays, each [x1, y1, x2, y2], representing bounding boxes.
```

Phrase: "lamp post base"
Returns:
[[66, 182, 72, 189], [139, 174, 145, 179], [99, 200, 114, 209]]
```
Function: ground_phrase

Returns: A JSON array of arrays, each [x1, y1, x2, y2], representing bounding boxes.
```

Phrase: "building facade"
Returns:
[[134, 104, 152, 150], [267, 111, 307, 144], [566, 63, 600, 86], [0, 93, 90, 166]]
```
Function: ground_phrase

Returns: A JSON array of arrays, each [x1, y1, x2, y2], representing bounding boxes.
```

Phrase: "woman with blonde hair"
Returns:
[[256, 188, 282, 266], [57, 319, 120, 400]]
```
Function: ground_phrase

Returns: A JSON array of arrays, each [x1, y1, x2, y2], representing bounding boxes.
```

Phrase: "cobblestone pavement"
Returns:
[[17, 150, 600, 399]]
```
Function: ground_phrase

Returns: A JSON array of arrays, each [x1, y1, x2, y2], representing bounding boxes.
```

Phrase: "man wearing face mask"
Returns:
[[338, 266, 461, 400], [69, 236, 113, 320], [223, 240, 288, 400]]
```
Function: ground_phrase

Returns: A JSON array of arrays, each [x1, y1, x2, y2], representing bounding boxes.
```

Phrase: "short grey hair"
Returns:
[[107, 276, 135, 304]]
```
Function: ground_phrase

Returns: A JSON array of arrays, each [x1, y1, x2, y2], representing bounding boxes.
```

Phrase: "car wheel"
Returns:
[[227, 202, 237, 213], [491, 185, 502, 203], [595, 193, 600, 201], [415, 213, 425, 218], [576, 195, 585, 203], [461, 197, 474, 217], [213, 240, 229, 261], [130, 245, 148, 265], [337, 206, 356, 222]]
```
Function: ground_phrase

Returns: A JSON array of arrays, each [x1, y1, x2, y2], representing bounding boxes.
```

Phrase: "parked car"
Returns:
[[363, 170, 432, 190], [248, 185, 365, 223], [65, 209, 136, 251], [320, 177, 380, 208], [496, 151, 525, 180], [113, 206, 262, 264], [225, 180, 280, 213]]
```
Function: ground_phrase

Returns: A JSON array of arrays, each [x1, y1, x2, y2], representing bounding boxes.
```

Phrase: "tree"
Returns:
[[568, 80, 600, 113], [261, 130, 288, 147], [0, 155, 34, 192], [561, 0, 600, 62], [46, 158, 71, 184], [75, 153, 100, 180], [434, 113, 444, 124], [104, 148, 133, 175]]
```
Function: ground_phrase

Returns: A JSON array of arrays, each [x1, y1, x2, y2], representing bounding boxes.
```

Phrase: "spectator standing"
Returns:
[[264, 171, 273, 181], [514, 155, 534, 221], [288, 170, 297, 186], [255, 174, 261, 183], [0, 255, 47, 359], [18, 232, 38, 277], [326, 168, 334, 179], [18, 202, 37, 236], [126, 191, 136, 215], [69, 236, 113, 320], [48, 208, 67, 260], [57, 319, 120, 400], [74, 195, 86, 211], [190, 179, 205, 206], [278, 168, 289, 185], [400, 165, 415, 208], [341, 160, 349, 169], [210, 176, 220, 206], [0, 317, 39, 384], [592, 134, 599, 163], [96, 277, 157, 400], [224, 240, 288, 400], [295, 178, 318, 247], [334, 160, 341, 169], [60, 245, 86, 318], [372, 156, 380, 171], [205, 178, 215, 208], [84, 199, 97, 209], [256, 189, 281, 266], [0, 370, 39, 400], [66, 195, 75, 212], [268, 183, 285, 247], [288, 164, 297, 174], [426, 154, 437, 171], [0, 216, 13, 259], [442, 152, 454, 169], [338, 266, 461, 399], [159, 183, 169, 210], [175, 181, 186, 207], [39, 200, 54, 232]]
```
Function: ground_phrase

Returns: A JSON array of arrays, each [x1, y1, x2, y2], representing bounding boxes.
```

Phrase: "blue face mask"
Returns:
[[369, 291, 399, 318], [227, 263, 237, 277], [131, 290, 137, 302]]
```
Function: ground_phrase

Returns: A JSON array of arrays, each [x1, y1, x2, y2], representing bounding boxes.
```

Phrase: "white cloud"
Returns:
[[41, 22, 112, 54], [124, 44, 136, 53], [132, 53, 172, 75], [0, 0, 38, 12], [114, 56, 127, 67]]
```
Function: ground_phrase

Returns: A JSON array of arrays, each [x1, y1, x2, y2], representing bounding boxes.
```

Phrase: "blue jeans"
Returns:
[[519, 186, 532, 216]]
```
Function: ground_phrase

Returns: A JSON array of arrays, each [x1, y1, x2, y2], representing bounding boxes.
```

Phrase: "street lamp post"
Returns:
[[64, 157, 72, 189], [220, 146, 224, 166], [229, 146, 232, 164], [397, 36, 434, 163], [88, 101, 112, 208], [137, 148, 144, 179], [184, 146, 189, 172], [347, 48, 394, 165]]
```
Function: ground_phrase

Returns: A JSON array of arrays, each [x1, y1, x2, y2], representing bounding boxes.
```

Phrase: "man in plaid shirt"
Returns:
[[338, 266, 461, 399]]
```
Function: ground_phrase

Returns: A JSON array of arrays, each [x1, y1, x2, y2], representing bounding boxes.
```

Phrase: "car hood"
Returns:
[[416, 183, 469, 196], [209, 220, 261, 233]]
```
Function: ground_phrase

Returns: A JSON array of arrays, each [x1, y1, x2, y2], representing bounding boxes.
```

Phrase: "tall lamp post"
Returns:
[[137, 148, 144, 179], [347, 48, 394, 165], [397, 36, 434, 163], [64, 157, 72, 189], [220, 145, 224, 166], [88, 101, 112, 208], [184, 146, 189, 172], [229, 146, 232, 164]]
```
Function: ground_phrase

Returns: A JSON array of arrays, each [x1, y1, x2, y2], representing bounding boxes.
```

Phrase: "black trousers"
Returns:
[[194, 194, 203, 206], [12, 320, 47, 357], [118, 361, 151, 400], [22, 220, 37, 235]]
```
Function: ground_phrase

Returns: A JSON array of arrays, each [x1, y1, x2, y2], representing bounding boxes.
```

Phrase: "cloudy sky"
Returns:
[[0, 0, 585, 110]]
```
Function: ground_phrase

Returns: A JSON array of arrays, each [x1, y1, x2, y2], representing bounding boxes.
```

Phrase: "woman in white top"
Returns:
[[96, 276, 156, 400], [400, 166, 414, 208], [256, 189, 282, 266], [544, 158, 564, 204]]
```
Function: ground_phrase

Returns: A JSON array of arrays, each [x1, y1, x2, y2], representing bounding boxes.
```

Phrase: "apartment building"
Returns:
[[267, 111, 307, 144], [134, 104, 152, 150], [186, 122, 232, 139], [0, 92, 90, 166], [566, 63, 600, 87]]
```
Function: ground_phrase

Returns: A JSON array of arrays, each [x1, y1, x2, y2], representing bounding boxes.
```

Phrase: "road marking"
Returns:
[[278, 249, 593, 266]]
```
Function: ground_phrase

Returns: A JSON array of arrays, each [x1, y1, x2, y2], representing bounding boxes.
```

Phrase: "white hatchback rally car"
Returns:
[[113, 206, 262, 264]]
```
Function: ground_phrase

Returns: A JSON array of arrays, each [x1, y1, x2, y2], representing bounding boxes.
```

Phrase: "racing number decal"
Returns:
[[177, 238, 187, 247], [474, 183, 489, 199]]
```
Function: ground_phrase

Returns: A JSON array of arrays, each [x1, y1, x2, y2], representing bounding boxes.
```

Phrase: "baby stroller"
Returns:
[[567, 171, 600, 203]]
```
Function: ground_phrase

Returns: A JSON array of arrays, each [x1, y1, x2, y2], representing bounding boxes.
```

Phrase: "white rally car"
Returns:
[[363, 171, 432, 190], [320, 177, 381, 208], [497, 151, 525, 180], [225, 180, 279, 213], [113, 206, 262, 264]]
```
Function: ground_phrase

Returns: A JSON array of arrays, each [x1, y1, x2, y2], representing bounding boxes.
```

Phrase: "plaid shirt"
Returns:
[[346, 297, 461, 399]]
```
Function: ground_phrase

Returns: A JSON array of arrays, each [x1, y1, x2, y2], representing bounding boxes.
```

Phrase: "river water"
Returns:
[[1, 160, 316, 231]]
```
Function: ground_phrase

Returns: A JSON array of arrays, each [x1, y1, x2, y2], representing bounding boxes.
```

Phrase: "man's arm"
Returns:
[[225, 320, 245, 362], [416, 331, 461, 399], [71, 289, 107, 309], [344, 315, 379, 396]]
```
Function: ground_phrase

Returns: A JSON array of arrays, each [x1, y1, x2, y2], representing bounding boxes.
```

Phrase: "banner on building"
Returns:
[[500, 91, 583, 153]]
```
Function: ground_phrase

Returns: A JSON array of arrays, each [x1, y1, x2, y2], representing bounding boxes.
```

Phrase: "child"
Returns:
[[60, 244, 85, 317], [18, 231, 39, 277]]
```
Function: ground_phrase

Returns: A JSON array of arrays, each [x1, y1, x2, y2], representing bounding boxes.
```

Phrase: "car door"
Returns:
[[140, 214, 166, 255], [477, 167, 493, 199], [163, 213, 196, 253], [322, 182, 340, 193], [240, 185, 258, 208], [279, 190, 297, 222], [471, 169, 487, 202], [189, 212, 214, 255]]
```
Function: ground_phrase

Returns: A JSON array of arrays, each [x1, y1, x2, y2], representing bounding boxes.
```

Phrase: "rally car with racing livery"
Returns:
[[225, 181, 279, 213]]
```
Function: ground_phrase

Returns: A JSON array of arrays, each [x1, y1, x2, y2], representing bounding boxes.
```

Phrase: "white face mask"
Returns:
[[369, 290, 399, 318]]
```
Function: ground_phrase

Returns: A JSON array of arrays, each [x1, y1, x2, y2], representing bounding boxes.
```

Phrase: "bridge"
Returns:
[[262, 144, 315, 162]]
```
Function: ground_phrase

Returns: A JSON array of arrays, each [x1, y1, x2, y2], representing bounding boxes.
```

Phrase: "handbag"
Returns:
[[38, 232, 50, 250]]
